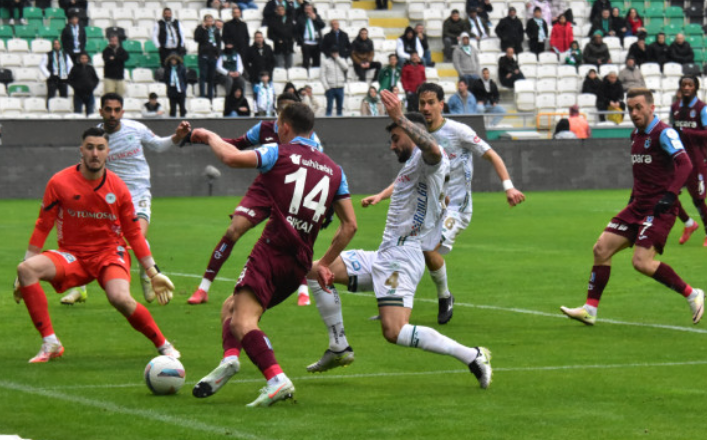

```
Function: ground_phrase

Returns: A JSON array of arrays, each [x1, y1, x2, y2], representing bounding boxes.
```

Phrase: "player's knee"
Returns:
[[592, 241, 610, 262], [107, 293, 136, 315], [229, 319, 250, 340], [381, 324, 401, 343], [17, 260, 38, 284], [631, 255, 652, 275]]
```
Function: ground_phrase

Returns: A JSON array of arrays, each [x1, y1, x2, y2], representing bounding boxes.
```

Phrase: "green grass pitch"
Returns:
[[1, 190, 707, 440]]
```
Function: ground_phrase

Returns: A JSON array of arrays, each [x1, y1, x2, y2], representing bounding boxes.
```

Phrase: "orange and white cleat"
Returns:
[[297, 293, 310, 306], [679, 222, 700, 245], [29, 342, 64, 363], [187, 288, 209, 305], [703, 237, 707, 247]]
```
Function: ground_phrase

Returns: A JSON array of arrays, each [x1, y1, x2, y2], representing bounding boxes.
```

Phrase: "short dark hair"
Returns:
[[82, 127, 108, 140], [451, 9, 459, 14], [149, 92, 158, 99], [101, 93, 123, 108], [417, 82, 445, 102], [386, 112, 427, 132], [163, 7, 171, 12], [278, 91, 301, 105], [279, 102, 315, 136], [679, 75, 700, 91], [534, 6, 541, 12], [627, 87, 654, 105]]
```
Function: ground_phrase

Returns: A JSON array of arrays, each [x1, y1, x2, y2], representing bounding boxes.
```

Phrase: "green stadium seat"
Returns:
[[664, 23, 683, 36], [14, 25, 37, 41], [143, 54, 160, 69], [644, 4, 664, 19], [665, 6, 685, 25], [694, 50, 707, 63], [644, 20, 663, 34], [44, 7, 66, 20], [184, 54, 198, 69], [85, 39, 106, 54], [143, 40, 158, 55], [685, 23, 703, 35], [122, 39, 143, 54], [645, 35, 656, 45], [37, 26, 59, 40], [0, 9, 9, 20], [0, 25, 14, 41], [687, 35, 703, 49], [628, 1, 644, 15], [8, 84, 30, 96], [85, 26, 104, 40], [48, 20, 65, 33], [23, 7, 43, 19]]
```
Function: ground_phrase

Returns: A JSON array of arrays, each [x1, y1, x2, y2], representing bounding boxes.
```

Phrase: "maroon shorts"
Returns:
[[235, 241, 308, 309], [605, 206, 676, 254], [684, 153, 707, 201], [231, 184, 271, 226]]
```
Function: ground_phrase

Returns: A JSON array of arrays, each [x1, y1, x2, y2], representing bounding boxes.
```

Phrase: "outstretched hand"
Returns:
[[361, 194, 383, 208], [380, 89, 403, 121], [506, 188, 526, 207], [175, 120, 191, 139], [189, 128, 212, 144]]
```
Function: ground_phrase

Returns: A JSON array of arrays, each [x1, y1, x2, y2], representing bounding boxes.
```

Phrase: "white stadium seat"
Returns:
[[48, 97, 72, 113]]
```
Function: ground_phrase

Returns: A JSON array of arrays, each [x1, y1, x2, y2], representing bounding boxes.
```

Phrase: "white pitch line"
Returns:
[[154, 270, 707, 335], [0, 380, 275, 440], [35, 359, 707, 391]]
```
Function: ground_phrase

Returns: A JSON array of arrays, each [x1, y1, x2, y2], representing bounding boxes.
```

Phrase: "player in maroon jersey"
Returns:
[[561, 88, 705, 326], [189, 103, 358, 407], [187, 92, 321, 306], [669, 75, 707, 246]]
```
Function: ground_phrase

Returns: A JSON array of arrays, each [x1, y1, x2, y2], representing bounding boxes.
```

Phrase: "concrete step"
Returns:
[[369, 17, 410, 29]]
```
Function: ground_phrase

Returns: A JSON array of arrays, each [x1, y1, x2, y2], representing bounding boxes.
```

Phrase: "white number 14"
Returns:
[[284, 167, 330, 222]]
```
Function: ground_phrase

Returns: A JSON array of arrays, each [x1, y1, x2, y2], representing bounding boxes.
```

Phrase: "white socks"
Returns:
[[396, 324, 478, 365], [298, 283, 309, 296], [686, 218, 696, 228], [43, 334, 60, 345], [198, 279, 212, 292], [430, 263, 451, 299], [308, 279, 349, 352], [583, 304, 598, 316], [267, 373, 288, 386]]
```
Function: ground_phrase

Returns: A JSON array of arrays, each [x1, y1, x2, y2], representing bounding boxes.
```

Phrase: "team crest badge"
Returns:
[[105, 193, 116, 204], [644, 138, 651, 149], [691, 110, 696, 118]]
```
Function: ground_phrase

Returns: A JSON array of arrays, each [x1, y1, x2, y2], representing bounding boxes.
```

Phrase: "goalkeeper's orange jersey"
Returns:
[[29, 164, 150, 260]]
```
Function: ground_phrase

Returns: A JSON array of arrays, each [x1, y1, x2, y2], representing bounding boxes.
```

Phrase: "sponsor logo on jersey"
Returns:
[[264, 137, 275, 142], [691, 109, 696, 118], [644, 138, 651, 149], [411, 182, 428, 236], [236, 206, 256, 217], [631, 154, 653, 164], [290, 154, 301, 165], [675, 120, 698, 129], [607, 221, 629, 231], [65, 208, 118, 220], [105, 193, 116, 204], [108, 147, 141, 162], [666, 129, 680, 140], [49, 250, 76, 263], [301, 158, 333, 175]]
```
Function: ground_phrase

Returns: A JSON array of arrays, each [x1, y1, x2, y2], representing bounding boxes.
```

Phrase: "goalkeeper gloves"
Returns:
[[13, 277, 21, 304], [146, 266, 175, 305], [653, 192, 677, 216]]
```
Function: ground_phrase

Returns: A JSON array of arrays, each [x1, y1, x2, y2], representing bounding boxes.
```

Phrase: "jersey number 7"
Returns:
[[285, 167, 330, 222]]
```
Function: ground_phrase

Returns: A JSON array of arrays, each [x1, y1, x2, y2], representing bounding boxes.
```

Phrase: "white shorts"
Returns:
[[439, 209, 470, 255], [341, 245, 425, 309], [131, 190, 152, 223]]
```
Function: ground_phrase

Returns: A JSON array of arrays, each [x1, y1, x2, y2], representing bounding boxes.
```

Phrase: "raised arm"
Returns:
[[361, 181, 395, 207], [379, 89, 441, 165], [191, 128, 259, 168], [315, 197, 358, 290], [481, 149, 525, 206]]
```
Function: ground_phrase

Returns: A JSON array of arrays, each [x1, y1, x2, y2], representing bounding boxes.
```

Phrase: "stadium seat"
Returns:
[[644, 75, 662, 91], [518, 52, 538, 65], [48, 97, 72, 113], [127, 27, 151, 42], [126, 83, 148, 99], [188, 97, 212, 115], [557, 76, 579, 93], [24, 96, 47, 114], [0, 25, 13, 42], [122, 40, 143, 54], [0, 97, 23, 115], [22, 53, 42, 67], [604, 37, 621, 50], [85, 26, 105, 40], [37, 26, 59, 41], [556, 92, 577, 109], [144, 40, 159, 55], [132, 68, 154, 83], [14, 26, 37, 41], [515, 81, 536, 111], [8, 83, 31, 96], [30, 38, 51, 53], [538, 52, 559, 65], [45, 7, 65, 20], [272, 67, 288, 83], [122, 97, 143, 113], [522, 64, 538, 78], [288, 67, 308, 81], [537, 65, 558, 78], [663, 62, 683, 78], [598, 64, 619, 77], [641, 62, 661, 76], [7, 38, 29, 52], [0, 53, 23, 66], [92, 53, 104, 68], [88, 8, 112, 21], [536, 78, 557, 92], [147, 82, 166, 97], [408, 3, 425, 21], [577, 64, 598, 79], [577, 93, 596, 108], [665, 6, 685, 25], [13, 67, 38, 81]]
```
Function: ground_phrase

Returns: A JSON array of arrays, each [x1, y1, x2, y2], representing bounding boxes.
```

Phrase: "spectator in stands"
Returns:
[[453, 32, 481, 85], [267, 5, 295, 68], [625, 8, 644, 36], [442, 10, 470, 62], [564, 40, 582, 67], [262, 0, 294, 25], [208, 0, 233, 10], [295, 3, 324, 69], [627, 32, 648, 65], [215, 46, 246, 97], [618, 55, 645, 92], [59, 0, 86, 16], [102, 35, 129, 97], [222, 6, 250, 59], [254, 71, 276, 115], [235, 0, 258, 10], [447, 79, 477, 114], [610, 7, 627, 44], [142, 93, 165, 118], [61, 13, 86, 63], [526, 7, 548, 58], [588, 8, 612, 37], [568, 104, 591, 138], [321, 47, 348, 116], [360, 86, 384, 116], [321, 20, 351, 59], [581, 68, 602, 97], [396, 26, 424, 64], [415, 23, 433, 67], [495, 7, 524, 54], [597, 70, 624, 121], [164, 54, 187, 117], [300, 86, 322, 115], [224, 85, 251, 117], [283, 82, 300, 99], [466, 0, 492, 23], [378, 53, 402, 92], [583, 31, 611, 65], [669, 33, 694, 65], [401, 52, 426, 111], [68, 51, 98, 116], [195, 14, 222, 100], [589, 0, 611, 23], [526, 0, 552, 27], [244, 31, 275, 89], [498, 46, 525, 88], [40, 39, 72, 107], [550, 0, 574, 25], [467, 10, 489, 42], [647, 32, 670, 69], [472, 67, 506, 125], [376, 0, 388, 11], [6, 0, 26, 25], [554, 118, 577, 139], [351, 28, 382, 82], [153, 8, 186, 66], [550, 14, 573, 55], [36, 0, 52, 11]]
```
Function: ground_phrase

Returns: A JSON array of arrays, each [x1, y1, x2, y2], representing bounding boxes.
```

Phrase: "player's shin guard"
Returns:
[[21, 283, 54, 337], [241, 329, 283, 380], [127, 303, 166, 348], [678, 201, 691, 223], [429, 263, 451, 299], [222, 318, 241, 359], [308, 279, 349, 351], [202, 235, 235, 285], [652, 262, 691, 296], [396, 323, 478, 365], [587, 265, 611, 307]]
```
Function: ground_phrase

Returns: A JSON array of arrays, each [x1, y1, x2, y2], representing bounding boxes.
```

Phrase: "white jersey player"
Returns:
[[304, 91, 493, 391], [418, 82, 525, 324], [59, 92, 190, 305]]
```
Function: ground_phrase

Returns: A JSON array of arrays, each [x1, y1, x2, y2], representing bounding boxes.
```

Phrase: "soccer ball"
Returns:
[[144, 355, 186, 395]]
